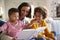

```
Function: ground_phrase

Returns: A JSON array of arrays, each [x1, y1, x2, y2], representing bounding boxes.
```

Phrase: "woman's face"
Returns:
[[34, 12, 43, 20], [20, 6, 30, 18]]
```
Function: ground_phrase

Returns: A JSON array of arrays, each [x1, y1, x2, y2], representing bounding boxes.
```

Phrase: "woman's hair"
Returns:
[[8, 8, 19, 16], [18, 2, 31, 18], [34, 7, 47, 19]]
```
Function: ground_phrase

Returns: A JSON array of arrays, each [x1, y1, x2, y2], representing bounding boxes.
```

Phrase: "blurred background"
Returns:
[[0, 0, 60, 40]]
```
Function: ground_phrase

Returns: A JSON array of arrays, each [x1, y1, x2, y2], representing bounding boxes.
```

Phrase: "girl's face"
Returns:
[[20, 6, 30, 18], [34, 12, 43, 20], [9, 12, 19, 22]]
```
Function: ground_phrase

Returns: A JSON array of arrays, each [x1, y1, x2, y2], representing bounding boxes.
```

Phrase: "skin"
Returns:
[[19, 6, 30, 20], [9, 12, 19, 24], [28, 12, 43, 28], [34, 12, 43, 21]]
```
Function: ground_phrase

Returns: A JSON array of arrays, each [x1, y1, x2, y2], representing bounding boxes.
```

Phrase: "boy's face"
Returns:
[[34, 12, 43, 20], [9, 12, 19, 22]]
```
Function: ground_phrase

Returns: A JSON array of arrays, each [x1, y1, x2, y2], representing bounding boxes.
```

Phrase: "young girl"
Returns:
[[29, 7, 55, 40], [0, 8, 26, 40]]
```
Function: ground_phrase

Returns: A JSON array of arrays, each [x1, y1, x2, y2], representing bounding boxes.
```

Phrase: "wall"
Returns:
[[49, 0, 60, 34], [4, 0, 49, 21], [0, 0, 5, 21]]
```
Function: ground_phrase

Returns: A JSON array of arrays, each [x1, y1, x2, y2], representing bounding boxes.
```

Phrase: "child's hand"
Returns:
[[25, 23, 32, 29], [12, 38, 16, 40]]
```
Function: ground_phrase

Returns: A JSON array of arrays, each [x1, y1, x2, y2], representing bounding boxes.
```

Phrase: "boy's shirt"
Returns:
[[0, 20, 25, 38]]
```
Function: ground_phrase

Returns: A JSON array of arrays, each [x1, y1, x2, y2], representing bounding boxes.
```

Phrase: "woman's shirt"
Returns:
[[21, 17, 31, 24]]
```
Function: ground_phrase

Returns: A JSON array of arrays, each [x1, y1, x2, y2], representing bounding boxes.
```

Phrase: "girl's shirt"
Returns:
[[30, 19, 54, 39], [30, 19, 47, 29]]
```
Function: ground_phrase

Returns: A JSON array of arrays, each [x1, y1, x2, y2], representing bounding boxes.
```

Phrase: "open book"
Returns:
[[17, 27, 46, 40]]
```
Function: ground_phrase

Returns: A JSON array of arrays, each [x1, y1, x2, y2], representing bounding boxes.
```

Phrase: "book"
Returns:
[[17, 27, 46, 40]]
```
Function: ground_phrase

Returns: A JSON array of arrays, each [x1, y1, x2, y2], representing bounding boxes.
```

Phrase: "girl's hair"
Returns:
[[8, 8, 19, 16], [34, 7, 47, 19], [18, 2, 31, 18]]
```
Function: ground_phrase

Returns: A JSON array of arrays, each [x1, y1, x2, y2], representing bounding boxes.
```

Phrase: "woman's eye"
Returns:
[[22, 10, 24, 11]]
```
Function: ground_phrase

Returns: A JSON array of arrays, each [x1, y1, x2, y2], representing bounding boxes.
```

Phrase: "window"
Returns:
[[56, 4, 60, 17], [0, 7, 3, 18]]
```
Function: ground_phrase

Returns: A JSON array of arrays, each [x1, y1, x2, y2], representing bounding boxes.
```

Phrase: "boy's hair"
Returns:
[[18, 2, 31, 18], [34, 7, 47, 19], [8, 8, 19, 16]]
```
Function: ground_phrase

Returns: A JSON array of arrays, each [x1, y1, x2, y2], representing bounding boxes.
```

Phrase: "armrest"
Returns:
[[0, 32, 13, 40], [6, 35, 13, 40], [51, 31, 56, 36]]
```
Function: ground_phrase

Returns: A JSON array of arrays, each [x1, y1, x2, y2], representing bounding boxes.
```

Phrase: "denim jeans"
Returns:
[[30, 37, 46, 40]]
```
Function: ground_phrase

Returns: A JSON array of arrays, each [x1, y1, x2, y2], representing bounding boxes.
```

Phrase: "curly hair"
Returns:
[[34, 7, 47, 19]]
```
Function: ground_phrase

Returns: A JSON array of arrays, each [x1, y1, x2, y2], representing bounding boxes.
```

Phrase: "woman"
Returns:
[[18, 2, 31, 24]]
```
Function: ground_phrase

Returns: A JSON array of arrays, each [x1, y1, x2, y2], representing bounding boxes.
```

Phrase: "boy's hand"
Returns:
[[12, 38, 16, 40]]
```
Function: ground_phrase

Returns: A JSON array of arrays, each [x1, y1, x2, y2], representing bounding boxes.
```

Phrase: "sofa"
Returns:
[[0, 19, 57, 40]]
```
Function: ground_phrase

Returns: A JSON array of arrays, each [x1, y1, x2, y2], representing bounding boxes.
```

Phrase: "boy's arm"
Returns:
[[0, 23, 7, 32], [0, 27, 2, 34], [12, 38, 16, 40]]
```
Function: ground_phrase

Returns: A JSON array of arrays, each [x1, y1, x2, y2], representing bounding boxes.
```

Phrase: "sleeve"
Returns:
[[0, 23, 8, 31], [19, 21, 26, 29], [43, 20, 47, 26], [21, 22, 26, 29], [30, 19, 35, 24], [44, 20, 54, 39], [44, 20, 51, 33]]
